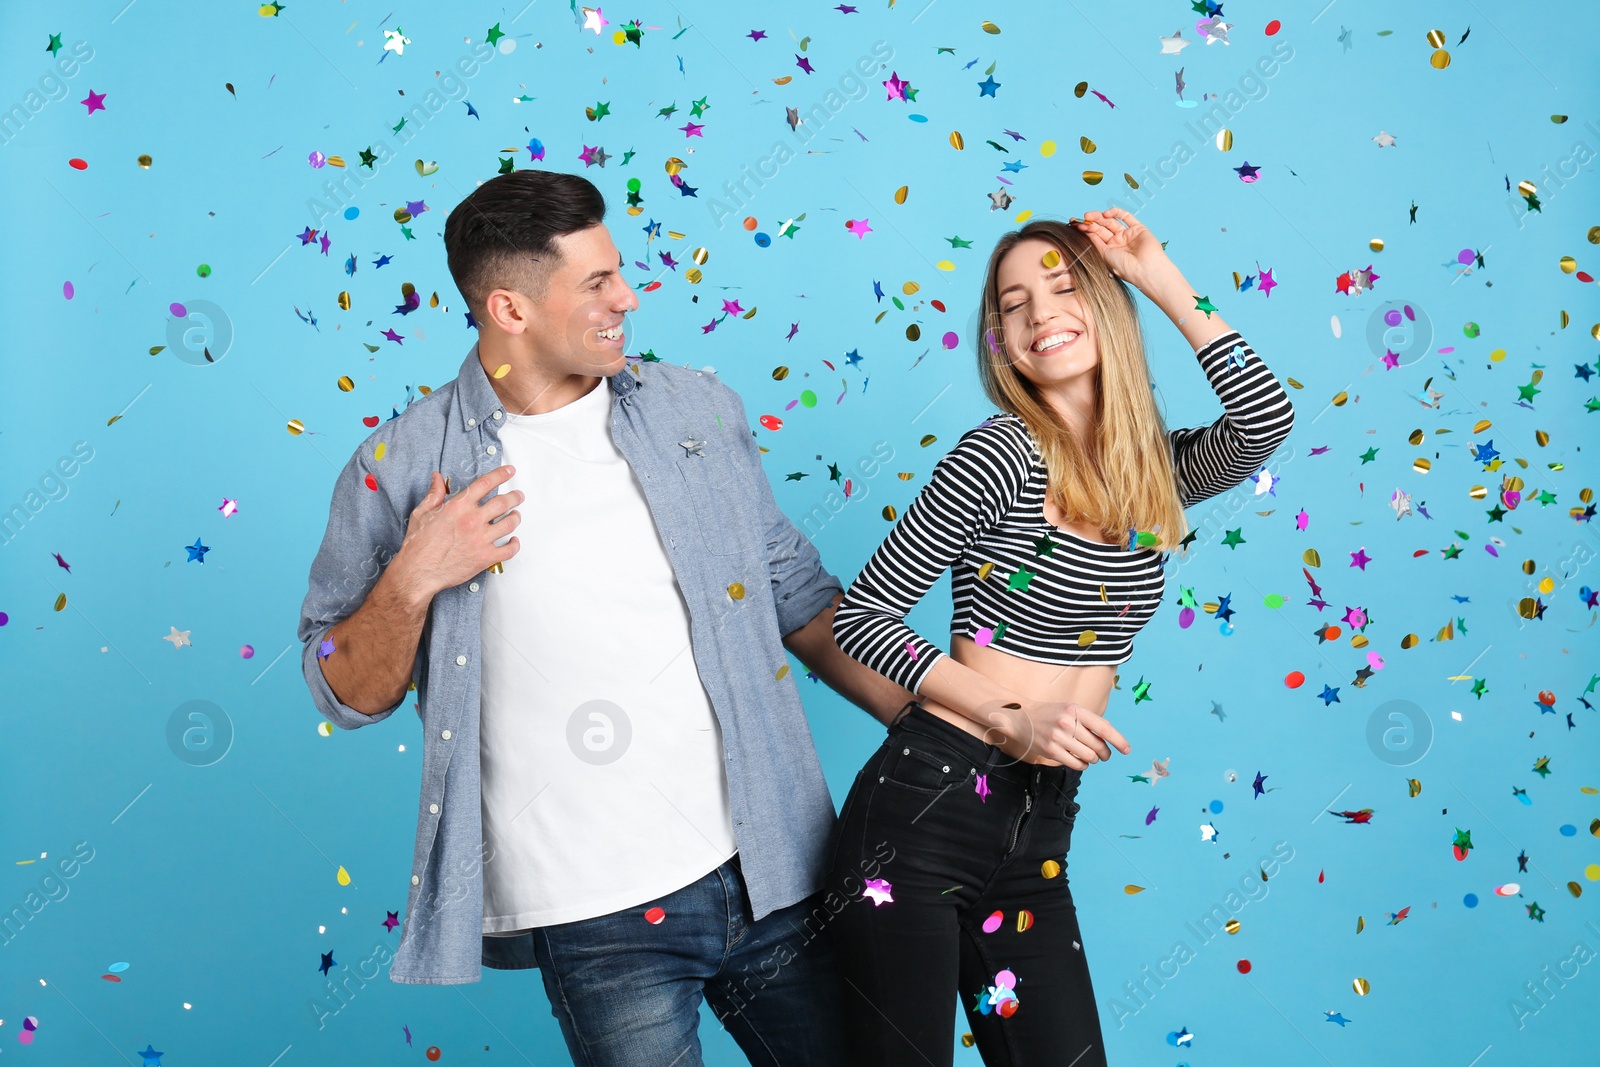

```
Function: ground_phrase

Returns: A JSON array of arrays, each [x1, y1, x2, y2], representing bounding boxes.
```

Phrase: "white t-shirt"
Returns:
[[478, 374, 738, 931]]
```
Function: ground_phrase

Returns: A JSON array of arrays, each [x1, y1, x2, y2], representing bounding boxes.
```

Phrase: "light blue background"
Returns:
[[3, 1, 1597, 1063]]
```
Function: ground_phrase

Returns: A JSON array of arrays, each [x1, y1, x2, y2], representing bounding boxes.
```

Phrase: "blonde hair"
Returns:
[[974, 217, 1187, 548]]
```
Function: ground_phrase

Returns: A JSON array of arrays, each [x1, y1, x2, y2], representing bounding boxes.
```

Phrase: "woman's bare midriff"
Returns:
[[914, 499, 1120, 763], [915, 635, 1118, 765]]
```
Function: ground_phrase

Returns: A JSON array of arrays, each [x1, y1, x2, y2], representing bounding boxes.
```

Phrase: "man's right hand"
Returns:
[[390, 464, 524, 604]]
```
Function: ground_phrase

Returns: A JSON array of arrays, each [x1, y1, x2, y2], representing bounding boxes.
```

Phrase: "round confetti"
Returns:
[[1237, 958, 1252, 973], [1040, 140, 1056, 157], [644, 906, 667, 924], [64, 281, 75, 299], [1464, 893, 1478, 907], [69, 157, 88, 170], [426, 1048, 442, 1062], [1041, 859, 1061, 879], [241, 644, 254, 658], [982, 911, 1003, 933], [197, 263, 211, 278], [754, 232, 771, 247]]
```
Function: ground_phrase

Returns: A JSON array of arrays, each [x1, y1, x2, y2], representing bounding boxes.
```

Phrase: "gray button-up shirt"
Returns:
[[298, 343, 843, 985]]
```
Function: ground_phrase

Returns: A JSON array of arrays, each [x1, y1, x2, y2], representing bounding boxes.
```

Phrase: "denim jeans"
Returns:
[[530, 853, 849, 1066], [825, 703, 1109, 1066]]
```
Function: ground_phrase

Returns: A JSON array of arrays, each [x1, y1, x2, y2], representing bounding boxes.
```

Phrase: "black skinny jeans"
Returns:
[[825, 703, 1109, 1067]]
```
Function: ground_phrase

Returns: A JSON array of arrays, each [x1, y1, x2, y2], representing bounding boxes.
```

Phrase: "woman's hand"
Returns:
[[1072, 208, 1171, 291]]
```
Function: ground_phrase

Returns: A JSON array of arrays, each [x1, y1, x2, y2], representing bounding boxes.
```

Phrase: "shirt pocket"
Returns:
[[675, 446, 752, 557]]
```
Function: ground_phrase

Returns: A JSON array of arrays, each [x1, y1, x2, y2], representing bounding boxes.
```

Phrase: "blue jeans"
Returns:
[[530, 853, 849, 1066], [825, 704, 1109, 1066]]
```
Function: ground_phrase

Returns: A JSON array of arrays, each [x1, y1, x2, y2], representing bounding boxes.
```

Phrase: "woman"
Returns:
[[827, 208, 1294, 1065]]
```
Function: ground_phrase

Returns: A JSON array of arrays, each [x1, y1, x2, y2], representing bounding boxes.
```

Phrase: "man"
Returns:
[[297, 168, 915, 1065]]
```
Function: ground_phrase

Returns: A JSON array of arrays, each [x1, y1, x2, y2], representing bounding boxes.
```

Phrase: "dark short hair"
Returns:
[[443, 169, 607, 317]]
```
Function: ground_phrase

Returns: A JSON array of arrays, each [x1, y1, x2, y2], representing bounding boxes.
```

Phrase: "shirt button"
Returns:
[[411, 875, 420, 885], [429, 803, 439, 814], [493, 411, 503, 420], [441, 729, 452, 740], [456, 655, 467, 666], [469, 582, 480, 592], [487, 445, 497, 456], [468, 418, 476, 427]]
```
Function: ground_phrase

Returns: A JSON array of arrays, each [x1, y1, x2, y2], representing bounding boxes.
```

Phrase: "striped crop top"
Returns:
[[832, 330, 1295, 694]]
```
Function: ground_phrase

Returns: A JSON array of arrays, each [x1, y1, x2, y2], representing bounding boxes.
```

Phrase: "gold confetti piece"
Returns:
[[685, 267, 702, 284], [1123, 883, 1144, 894], [902, 280, 920, 296], [1559, 256, 1577, 273], [1353, 977, 1370, 996], [1082, 170, 1103, 185], [287, 419, 305, 435], [1286, 376, 1303, 389], [772, 75, 792, 85], [1303, 548, 1321, 567], [1589, 226, 1600, 243], [337, 291, 351, 310], [1569, 882, 1583, 898], [1224, 918, 1240, 934], [981, 20, 1001, 33], [773, 366, 789, 380], [1370, 238, 1384, 252], [1426, 29, 1447, 46], [137, 153, 152, 169], [728, 583, 745, 600], [1469, 485, 1487, 499], [1016, 910, 1034, 932], [742, 306, 758, 319], [882, 505, 897, 521], [1408, 429, 1424, 445], [906, 324, 921, 341], [1351, 634, 1368, 648], [897, 472, 914, 481], [1042, 860, 1062, 879], [1073, 82, 1088, 98], [149, 345, 165, 356], [919, 434, 938, 447], [1356, 917, 1366, 934], [1098, 584, 1108, 602], [374, 442, 386, 462], [1413, 458, 1432, 474], [1518, 598, 1539, 619], [1430, 50, 1451, 69], [336, 866, 351, 886], [54, 593, 67, 612], [326, 155, 345, 168], [666, 230, 686, 241], [949, 131, 964, 150], [1079, 136, 1096, 154], [692, 247, 709, 265], [1216, 128, 1232, 151], [962, 1034, 976, 1048], [1539, 577, 1555, 594], [394, 207, 413, 224], [1077, 631, 1097, 647], [1123, 172, 1139, 189], [776, 664, 790, 681], [893, 185, 908, 204], [1401, 633, 1419, 648], [1437, 621, 1455, 641], [977, 562, 995, 580], [318, 721, 333, 737], [1332, 390, 1349, 406], [337, 375, 355, 392], [1407, 778, 1422, 797], [493, 363, 511, 379], [1521, 559, 1537, 574], [1536, 430, 1550, 446], [1041, 249, 1061, 269]]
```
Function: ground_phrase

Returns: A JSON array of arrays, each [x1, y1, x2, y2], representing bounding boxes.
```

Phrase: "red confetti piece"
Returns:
[[1285, 670, 1305, 688], [364, 473, 378, 491], [644, 906, 666, 924], [363, 416, 380, 427], [1237, 959, 1252, 973], [1265, 19, 1281, 35], [69, 158, 88, 170]]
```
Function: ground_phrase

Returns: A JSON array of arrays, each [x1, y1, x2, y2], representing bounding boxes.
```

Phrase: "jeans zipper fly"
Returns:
[[1009, 790, 1033, 853]]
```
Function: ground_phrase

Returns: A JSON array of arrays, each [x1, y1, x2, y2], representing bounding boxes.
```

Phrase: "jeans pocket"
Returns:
[[881, 735, 973, 794]]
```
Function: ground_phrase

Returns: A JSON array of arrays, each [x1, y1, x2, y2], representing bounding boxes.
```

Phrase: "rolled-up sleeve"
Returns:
[[297, 440, 416, 731], [719, 381, 843, 638]]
